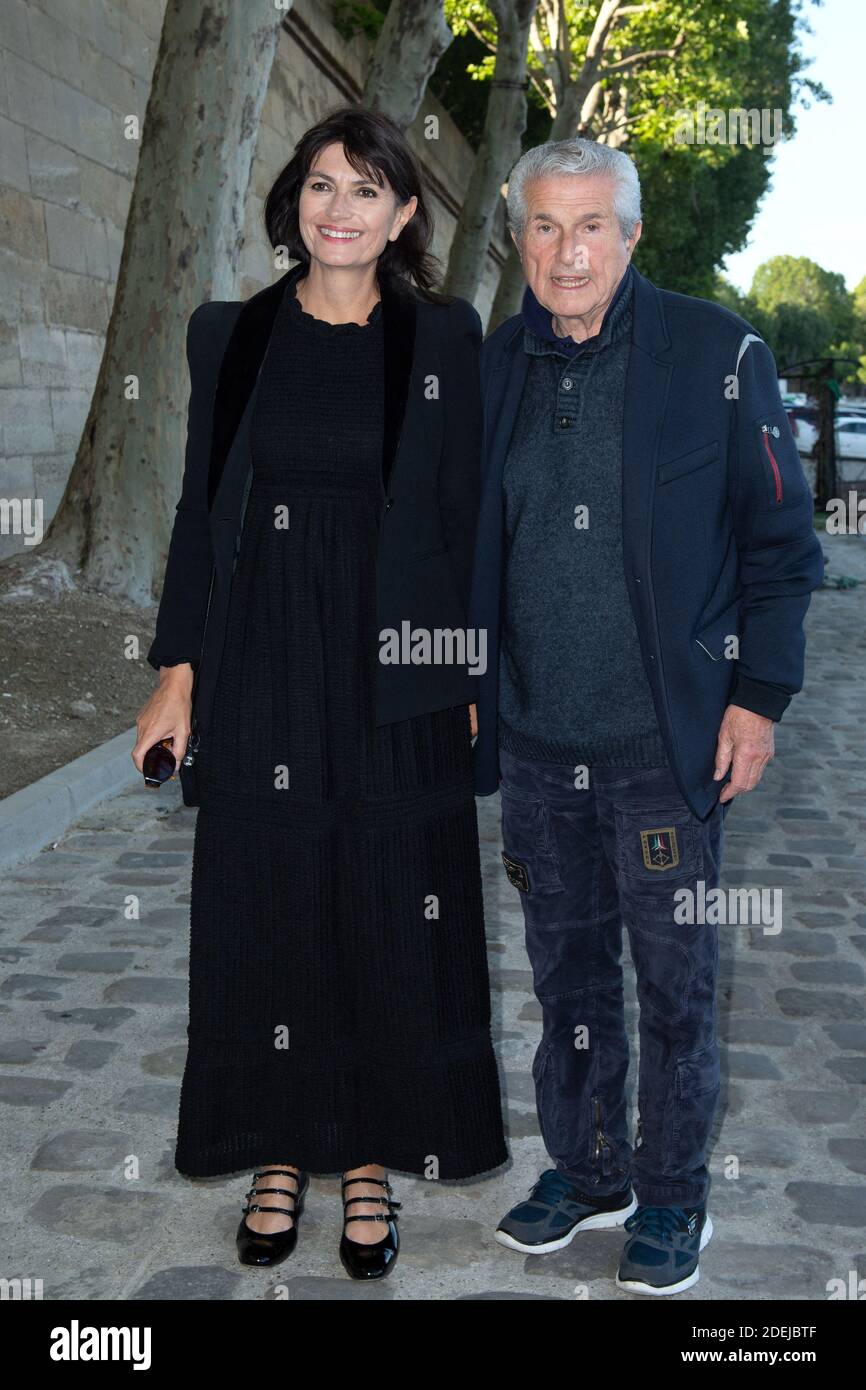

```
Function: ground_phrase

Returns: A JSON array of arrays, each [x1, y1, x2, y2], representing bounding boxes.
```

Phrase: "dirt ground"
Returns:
[[0, 552, 158, 800]]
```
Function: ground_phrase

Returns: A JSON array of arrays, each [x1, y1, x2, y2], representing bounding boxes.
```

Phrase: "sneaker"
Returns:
[[616, 1204, 713, 1295], [495, 1169, 637, 1255]]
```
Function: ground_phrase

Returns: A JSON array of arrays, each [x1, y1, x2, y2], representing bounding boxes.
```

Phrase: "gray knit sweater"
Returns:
[[498, 269, 668, 767]]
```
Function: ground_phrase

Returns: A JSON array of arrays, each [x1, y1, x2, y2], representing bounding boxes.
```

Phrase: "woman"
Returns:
[[133, 107, 506, 1279]]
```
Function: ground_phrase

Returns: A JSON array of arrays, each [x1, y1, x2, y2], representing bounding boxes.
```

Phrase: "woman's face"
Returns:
[[297, 141, 417, 271]]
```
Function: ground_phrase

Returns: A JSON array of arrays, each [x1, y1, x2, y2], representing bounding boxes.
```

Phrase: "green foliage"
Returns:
[[634, 141, 771, 297], [434, 2, 549, 149], [331, 0, 387, 44], [769, 301, 842, 370], [726, 254, 866, 381], [441, 1, 831, 299], [331, 0, 853, 344], [751, 255, 855, 341]]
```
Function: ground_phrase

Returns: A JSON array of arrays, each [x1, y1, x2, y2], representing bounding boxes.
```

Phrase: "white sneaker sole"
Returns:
[[615, 1213, 714, 1296], [495, 1194, 638, 1255]]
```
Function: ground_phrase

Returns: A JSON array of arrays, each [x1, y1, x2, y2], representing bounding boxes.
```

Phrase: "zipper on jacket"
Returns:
[[761, 424, 783, 503]]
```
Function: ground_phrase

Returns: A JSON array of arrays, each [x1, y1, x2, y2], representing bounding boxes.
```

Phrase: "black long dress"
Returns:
[[174, 282, 506, 1180]]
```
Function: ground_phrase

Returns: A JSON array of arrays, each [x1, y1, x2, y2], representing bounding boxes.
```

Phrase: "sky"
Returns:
[[722, 0, 865, 295]]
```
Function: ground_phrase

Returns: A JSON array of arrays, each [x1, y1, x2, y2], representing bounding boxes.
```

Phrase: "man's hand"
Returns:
[[713, 703, 774, 804]]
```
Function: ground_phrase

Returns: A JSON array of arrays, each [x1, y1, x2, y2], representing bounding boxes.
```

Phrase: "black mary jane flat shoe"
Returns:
[[236, 1167, 308, 1267], [339, 1174, 401, 1280]]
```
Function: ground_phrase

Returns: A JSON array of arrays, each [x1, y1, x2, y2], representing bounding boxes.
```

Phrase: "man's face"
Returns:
[[515, 172, 641, 339]]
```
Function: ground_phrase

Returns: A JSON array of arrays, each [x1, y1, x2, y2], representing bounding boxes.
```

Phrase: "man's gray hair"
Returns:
[[506, 139, 642, 243]]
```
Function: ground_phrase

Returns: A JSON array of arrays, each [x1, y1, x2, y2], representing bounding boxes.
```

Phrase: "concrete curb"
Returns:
[[0, 725, 141, 869]]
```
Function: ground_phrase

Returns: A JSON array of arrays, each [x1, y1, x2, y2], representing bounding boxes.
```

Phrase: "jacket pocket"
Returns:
[[657, 440, 718, 486], [760, 419, 784, 503], [754, 410, 805, 509]]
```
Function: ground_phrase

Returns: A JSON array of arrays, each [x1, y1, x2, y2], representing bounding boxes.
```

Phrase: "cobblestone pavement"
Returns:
[[2, 530, 865, 1302]]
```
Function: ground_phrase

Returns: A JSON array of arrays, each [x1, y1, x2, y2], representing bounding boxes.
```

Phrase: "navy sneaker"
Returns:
[[616, 1204, 713, 1295], [495, 1169, 636, 1255]]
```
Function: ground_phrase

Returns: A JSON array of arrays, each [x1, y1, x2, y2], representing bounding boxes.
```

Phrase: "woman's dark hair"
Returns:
[[264, 106, 443, 298]]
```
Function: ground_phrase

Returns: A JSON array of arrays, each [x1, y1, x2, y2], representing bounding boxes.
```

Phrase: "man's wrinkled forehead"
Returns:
[[522, 173, 618, 223]]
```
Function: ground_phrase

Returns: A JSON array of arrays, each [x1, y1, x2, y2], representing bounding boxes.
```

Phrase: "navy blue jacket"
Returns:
[[469, 265, 824, 819]]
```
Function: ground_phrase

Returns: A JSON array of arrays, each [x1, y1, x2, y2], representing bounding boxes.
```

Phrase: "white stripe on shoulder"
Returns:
[[734, 332, 763, 375]]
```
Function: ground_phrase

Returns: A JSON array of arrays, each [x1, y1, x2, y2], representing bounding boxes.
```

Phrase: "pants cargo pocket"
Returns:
[[664, 1039, 720, 1177], [616, 806, 702, 886], [500, 787, 565, 923]]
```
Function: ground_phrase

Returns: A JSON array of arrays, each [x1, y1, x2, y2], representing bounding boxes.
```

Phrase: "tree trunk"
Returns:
[[488, 240, 526, 331], [38, 0, 288, 605], [812, 369, 839, 509], [443, 0, 538, 304], [489, 75, 580, 330], [361, 0, 453, 130]]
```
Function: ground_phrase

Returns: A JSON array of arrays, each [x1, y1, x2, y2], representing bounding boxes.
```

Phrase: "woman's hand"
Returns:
[[131, 664, 194, 776], [469, 703, 478, 739]]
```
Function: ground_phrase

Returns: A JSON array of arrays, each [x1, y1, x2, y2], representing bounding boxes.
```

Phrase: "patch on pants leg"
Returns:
[[501, 852, 530, 892], [640, 827, 680, 871]]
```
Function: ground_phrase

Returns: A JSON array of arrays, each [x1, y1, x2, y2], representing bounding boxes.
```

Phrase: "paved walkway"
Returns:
[[2, 530, 865, 1301]]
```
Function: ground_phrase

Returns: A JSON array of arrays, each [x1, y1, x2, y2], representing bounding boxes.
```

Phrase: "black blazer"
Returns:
[[147, 262, 483, 803]]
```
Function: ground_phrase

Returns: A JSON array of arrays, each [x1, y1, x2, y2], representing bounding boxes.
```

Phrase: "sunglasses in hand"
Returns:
[[142, 736, 178, 788]]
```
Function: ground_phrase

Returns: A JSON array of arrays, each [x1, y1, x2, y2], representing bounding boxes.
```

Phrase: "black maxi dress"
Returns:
[[174, 283, 506, 1180]]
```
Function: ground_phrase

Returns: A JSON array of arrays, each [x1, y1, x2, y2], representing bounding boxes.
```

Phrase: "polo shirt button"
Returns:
[[562, 378, 573, 390]]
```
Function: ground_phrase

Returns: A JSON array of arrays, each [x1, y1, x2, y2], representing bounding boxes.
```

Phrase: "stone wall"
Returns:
[[0, 0, 507, 560]]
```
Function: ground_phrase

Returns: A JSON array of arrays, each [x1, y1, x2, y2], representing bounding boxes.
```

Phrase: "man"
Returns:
[[470, 139, 823, 1295]]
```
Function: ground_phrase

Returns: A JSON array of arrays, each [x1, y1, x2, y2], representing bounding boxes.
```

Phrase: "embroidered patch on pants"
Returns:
[[502, 852, 530, 892], [640, 827, 680, 871]]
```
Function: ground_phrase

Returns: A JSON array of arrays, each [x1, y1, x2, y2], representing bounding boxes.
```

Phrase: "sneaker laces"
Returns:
[[627, 1205, 688, 1241], [529, 1169, 579, 1206]]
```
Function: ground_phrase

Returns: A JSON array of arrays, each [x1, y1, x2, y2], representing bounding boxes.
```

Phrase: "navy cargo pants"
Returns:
[[499, 749, 727, 1209]]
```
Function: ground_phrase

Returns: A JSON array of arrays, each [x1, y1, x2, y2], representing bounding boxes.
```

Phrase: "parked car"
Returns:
[[835, 416, 866, 464], [786, 406, 819, 455]]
